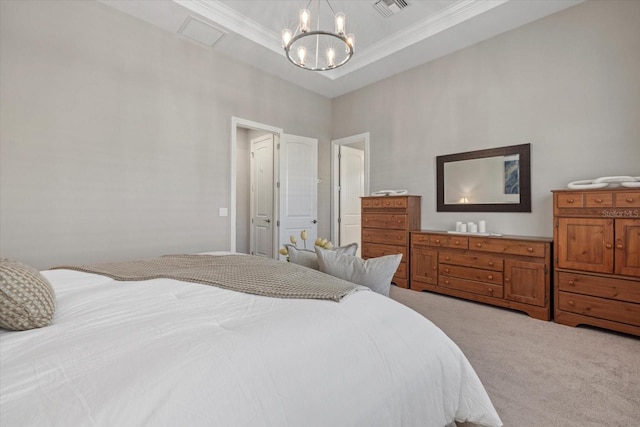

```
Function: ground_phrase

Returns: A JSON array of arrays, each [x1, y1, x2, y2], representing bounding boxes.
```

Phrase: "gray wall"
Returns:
[[332, 0, 640, 237], [0, 0, 331, 269]]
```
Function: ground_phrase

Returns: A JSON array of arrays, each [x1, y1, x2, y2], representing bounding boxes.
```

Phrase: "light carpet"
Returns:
[[390, 287, 640, 427]]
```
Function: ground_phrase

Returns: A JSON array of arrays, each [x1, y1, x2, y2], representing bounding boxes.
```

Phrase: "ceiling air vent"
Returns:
[[373, 0, 409, 18], [178, 16, 226, 47]]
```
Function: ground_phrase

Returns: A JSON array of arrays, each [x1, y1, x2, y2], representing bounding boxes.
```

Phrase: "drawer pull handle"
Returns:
[[454, 240, 460, 245], [444, 280, 450, 285], [568, 280, 574, 286], [568, 300, 575, 306], [527, 247, 534, 252], [626, 198, 635, 203], [444, 268, 450, 273], [594, 198, 603, 203], [488, 262, 494, 266], [487, 275, 494, 280], [445, 256, 450, 261], [616, 244, 624, 249], [434, 239, 440, 244], [505, 277, 511, 282], [488, 288, 493, 294], [605, 243, 613, 249], [567, 199, 575, 203], [476, 243, 482, 248]]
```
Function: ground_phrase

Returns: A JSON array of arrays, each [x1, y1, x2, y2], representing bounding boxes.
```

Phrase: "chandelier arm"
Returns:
[[284, 31, 353, 71], [324, 0, 337, 16]]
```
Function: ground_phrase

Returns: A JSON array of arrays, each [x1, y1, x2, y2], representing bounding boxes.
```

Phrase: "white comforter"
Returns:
[[0, 265, 502, 427]]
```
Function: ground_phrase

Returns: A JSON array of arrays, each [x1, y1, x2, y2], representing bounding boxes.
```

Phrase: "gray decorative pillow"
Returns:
[[315, 247, 401, 297], [286, 243, 358, 270], [285, 245, 319, 269], [0, 259, 56, 331]]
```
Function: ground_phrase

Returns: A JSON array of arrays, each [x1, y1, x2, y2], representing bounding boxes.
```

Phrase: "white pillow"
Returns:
[[315, 247, 401, 297], [286, 243, 358, 270]]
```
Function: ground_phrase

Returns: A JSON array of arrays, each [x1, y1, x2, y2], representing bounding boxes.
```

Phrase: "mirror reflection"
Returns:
[[444, 154, 520, 205], [436, 143, 531, 212]]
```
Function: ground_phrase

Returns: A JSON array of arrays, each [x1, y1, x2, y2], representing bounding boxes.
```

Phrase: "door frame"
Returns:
[[331, 132, 370, 245], [231, 117, 283, 253]]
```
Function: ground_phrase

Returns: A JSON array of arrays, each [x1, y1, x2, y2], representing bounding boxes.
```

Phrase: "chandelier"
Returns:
[[282, 0, 355, 71]]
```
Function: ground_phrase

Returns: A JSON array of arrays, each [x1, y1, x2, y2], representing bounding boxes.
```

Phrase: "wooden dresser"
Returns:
[[552, 188, 640, 336], [410, 231, 552, 320], [361, 195, 421, 288]]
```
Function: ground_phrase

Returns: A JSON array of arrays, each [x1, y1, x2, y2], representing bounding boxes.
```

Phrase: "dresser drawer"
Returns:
[[438, 276, 503, 298], [445, 236, 469, 249], [395, 262, 407, 279], [439, 264, 503, 285], [558, 291, 640, 326], [439, 252, 503, 271], [361, 242, 406, 259], [615, 191, 640, 208], [557, 272, 640, 303], [556, 192, 584, 208], [362, 197, 407, 210], [584, 192, 613, 208], [469, 237, 546, 258], [413, 234, 469, 249], [411, 233, 431, 246], [362, 228, 407, 245], [362, 213, 407, 229]]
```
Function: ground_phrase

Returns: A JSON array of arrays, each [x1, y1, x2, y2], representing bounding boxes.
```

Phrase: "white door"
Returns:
[[279, 134, 318, 258], [339, 145, 365, 256], [250, 134, 275, 257]]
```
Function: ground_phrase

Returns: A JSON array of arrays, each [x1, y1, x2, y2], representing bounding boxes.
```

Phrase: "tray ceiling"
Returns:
[[99, 0, 583, 98]]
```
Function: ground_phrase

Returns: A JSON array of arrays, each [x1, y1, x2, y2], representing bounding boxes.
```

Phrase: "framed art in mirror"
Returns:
[[436, 143, 531, 212]]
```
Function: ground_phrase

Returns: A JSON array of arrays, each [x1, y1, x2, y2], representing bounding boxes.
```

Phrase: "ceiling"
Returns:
[[99, 0, 583, 99]]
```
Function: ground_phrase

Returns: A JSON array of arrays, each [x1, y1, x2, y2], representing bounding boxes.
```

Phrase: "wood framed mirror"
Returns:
[[436, 143, 531, 212]]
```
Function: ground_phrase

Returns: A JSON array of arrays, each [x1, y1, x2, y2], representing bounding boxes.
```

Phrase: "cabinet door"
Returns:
[[411, 247, 438, 285], [504, 260, 547, 307], [615, 219, 640, 277], [557, 218, 614, 274]]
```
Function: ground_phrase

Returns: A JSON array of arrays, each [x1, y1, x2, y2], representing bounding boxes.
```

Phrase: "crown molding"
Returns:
[[329, 0, 509, 78]]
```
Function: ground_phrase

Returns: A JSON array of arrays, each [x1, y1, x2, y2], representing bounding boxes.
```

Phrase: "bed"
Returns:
[[0, 253, 502, 427]]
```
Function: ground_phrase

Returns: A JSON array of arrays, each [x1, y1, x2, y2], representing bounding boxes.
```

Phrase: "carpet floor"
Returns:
[[389, 287, 640, 427]]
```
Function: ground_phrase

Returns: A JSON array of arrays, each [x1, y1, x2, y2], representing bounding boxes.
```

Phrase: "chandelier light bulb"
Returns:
[[327, 48, 336, 68], [346, 33, 355, 52], [335, 12, 345, 35], [282, 29, 292, 48], [297, 46, 307, 66], [299, 9, 310, 33]]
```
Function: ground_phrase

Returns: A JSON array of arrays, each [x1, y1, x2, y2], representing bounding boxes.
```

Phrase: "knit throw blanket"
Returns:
[[52, 254, 367, 302]]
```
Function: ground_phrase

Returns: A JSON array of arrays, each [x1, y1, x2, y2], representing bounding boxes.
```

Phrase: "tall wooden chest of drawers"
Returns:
[[410, 231, 552, 320], [361, 196, 421, 288], [552, 188, 640, 336]]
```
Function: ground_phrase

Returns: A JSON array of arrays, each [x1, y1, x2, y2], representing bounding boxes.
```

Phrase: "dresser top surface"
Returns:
[[413, 230, 553, 243]]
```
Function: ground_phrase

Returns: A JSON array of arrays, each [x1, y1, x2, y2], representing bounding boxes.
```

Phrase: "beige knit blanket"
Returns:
[[52, 254, 367, 302]]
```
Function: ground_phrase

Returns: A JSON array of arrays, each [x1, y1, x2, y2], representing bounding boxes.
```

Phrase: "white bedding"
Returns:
[[0, 261, 502, 427]]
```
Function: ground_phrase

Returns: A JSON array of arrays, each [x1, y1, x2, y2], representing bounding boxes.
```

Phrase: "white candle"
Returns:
[[456, 222, 462, 232], [479, 220, 486, 233], [460, 224, 467, 232]]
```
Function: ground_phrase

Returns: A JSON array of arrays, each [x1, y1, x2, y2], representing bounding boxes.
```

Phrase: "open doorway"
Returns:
[[331, 133, 370, 256], [231, 118, 319, 258], [231, 118, 282, 254]]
